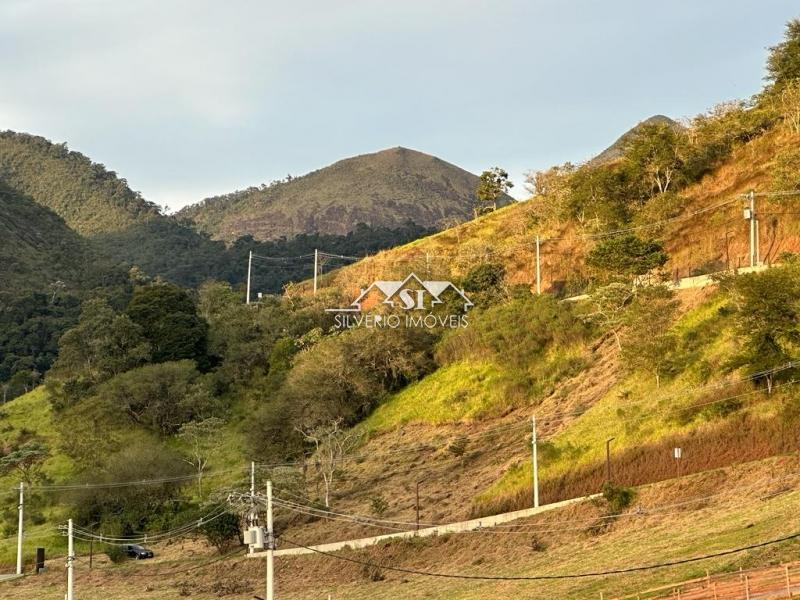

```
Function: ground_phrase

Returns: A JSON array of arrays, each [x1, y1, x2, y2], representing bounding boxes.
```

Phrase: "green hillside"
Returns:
[[0, 131, 159, 235], [178, 146, 513, 242], [0, 181, 104, 293]]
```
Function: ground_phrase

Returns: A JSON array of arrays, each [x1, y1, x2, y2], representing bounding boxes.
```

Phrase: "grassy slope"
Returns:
[[303, 128, 800, 302], [4, 455, 800, 599], [0, 388, 249, 567]]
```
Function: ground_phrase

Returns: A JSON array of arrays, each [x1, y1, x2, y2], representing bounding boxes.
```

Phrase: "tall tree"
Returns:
[[767, 18, 800, 86], [296, 419, 361, 508], [624, 122, 689, 197], [620, 286, 679, 387], [475, 167, 513, 216], [176, 417, 226, 497], [46, 299, 150, 407], [126, 283, 209, 367], [722, 264, 800, 392], [586, 234, 668, 284]]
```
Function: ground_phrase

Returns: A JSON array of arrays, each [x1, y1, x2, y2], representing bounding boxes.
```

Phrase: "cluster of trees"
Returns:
[[0, 293, 81, 402], [528, 18, 800, 233], [95, 219, 434, 291]]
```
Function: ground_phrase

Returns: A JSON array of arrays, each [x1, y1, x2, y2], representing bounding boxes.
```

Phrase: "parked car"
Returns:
[[124, 544, 154, 559]]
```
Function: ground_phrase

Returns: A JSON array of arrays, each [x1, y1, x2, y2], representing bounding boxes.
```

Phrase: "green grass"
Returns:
[[361, 361, 511, 432], [0, 387, 73, 483], [474, 291, 754, 506]]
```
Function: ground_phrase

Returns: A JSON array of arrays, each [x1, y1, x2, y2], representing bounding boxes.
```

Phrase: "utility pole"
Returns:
[[313, 249, 319, 295], [246, 250, 253, 305], [16, 482, 23, 575], [415, 480, 426, 531], [535, 235, 541, 295], [251, 461, 256, 499], [532, 416, 539, 508], [266, 480, 274, 600], [605, 437, 615, 483], [66, 519, 74, 600], [745, 191, 758, 267]]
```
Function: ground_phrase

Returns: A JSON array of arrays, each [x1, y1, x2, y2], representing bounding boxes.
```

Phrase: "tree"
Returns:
[[177, 417, 226, 497], [0, 441, 50, 485], [580, 283, 635, 350], [777, 80, 800, 133], [620, 286, 679, 387], [586, 234, 668, 284], [722, 265, 800, 392], [297, 419, 361, 507], [46, 299, 151, 408], [624, 122, 689, 197], [126, 282, 209, 366], [567, 164, 632, 227], [462, 263, 506, 294], [200, 511, 242, 553], [99, 360, 216, 435], [766, 18, 800, 86], [475, 167, 513, 216], [68, 445, 191, 534]]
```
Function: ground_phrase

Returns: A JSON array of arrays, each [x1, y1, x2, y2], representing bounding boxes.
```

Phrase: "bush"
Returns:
[[200, 511, 242, 553], [98, 360, 217, 435], [601, 481, 636, 514], [436, 294, 587, 367], [462, 263, 506, 294], [68, 444, 192, 534]]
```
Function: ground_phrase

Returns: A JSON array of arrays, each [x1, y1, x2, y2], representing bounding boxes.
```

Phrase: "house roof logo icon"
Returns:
[[326, 272, 474, 313]]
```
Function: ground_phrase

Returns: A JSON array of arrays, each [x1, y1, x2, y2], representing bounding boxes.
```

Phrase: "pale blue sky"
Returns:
[[1, 0, 797, 208]]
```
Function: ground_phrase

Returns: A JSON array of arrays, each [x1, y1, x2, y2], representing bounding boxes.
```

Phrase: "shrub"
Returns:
[[98, 360, 217, 435], [200, 511, 242, 553], [601, 482, 636, 514]]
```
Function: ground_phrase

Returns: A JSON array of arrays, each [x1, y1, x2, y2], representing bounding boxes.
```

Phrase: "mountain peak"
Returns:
[[590, 114, 682, 166], [178, 147, 512, 242]]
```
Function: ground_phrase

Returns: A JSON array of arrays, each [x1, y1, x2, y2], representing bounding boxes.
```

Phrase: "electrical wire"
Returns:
[[277, 529, 800, 581], [268, 470, 800, 535]]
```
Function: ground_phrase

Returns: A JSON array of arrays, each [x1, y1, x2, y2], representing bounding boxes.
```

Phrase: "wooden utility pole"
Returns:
[[535, 236, 541, 295], [532, 416, 539, 508], [313, 249, 319, 295], [605, 438, 615, 483]]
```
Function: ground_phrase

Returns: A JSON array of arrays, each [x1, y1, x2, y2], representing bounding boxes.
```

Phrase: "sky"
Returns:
[[1, 0, 798, 209]]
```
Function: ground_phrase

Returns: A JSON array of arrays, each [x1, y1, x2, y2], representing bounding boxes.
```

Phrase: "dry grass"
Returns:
[[6, 455, 800, 599]]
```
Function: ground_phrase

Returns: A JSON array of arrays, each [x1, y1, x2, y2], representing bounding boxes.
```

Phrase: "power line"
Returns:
[[269, 470, 800, 535], [277, 529, 800, 581]]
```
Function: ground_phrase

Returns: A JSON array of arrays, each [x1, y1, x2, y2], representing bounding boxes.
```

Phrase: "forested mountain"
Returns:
[[0, 131, 159, 235], [0, 180, 116, 294], [178, 146, 512, 241]]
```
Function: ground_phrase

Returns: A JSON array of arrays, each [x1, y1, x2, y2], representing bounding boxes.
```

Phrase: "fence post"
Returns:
[[713, 581, 718, 600], [745, 574, 751, 600], [786, 564, 793, 598]]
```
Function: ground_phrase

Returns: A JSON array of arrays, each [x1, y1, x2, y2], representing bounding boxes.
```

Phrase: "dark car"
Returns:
[[125, 544, 154, 559]]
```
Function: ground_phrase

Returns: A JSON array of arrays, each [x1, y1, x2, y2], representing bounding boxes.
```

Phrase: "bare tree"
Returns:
[[779, 80, 800, 133], [177, 417, 226, 497], [296, 419, 361, 507]]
